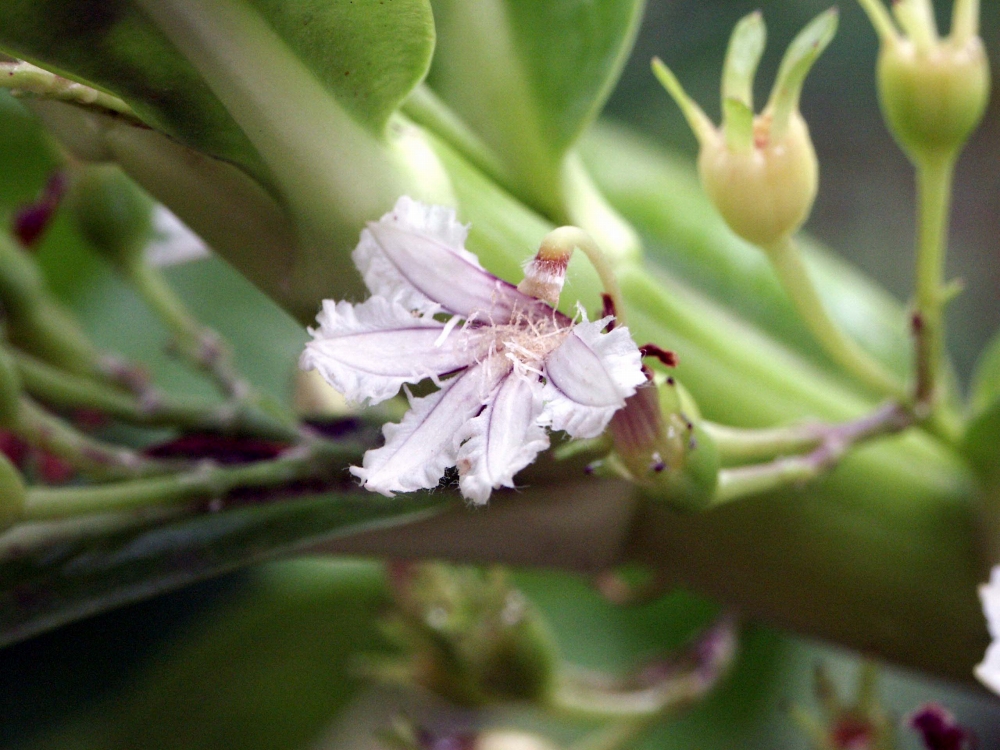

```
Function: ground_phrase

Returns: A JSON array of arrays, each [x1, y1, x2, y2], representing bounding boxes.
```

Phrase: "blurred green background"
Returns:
[[1, 1, 1000, 748]]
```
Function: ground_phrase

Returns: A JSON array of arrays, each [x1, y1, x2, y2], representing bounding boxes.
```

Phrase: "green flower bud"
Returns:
[[608, 374, 719, 511], [653, 10, 837, 249], [698, 111, 818, 248], [371, 563, 560, 707], [67, 165, 154, 269], [858, 0, 989, 162], [0, 450, 26, 530]]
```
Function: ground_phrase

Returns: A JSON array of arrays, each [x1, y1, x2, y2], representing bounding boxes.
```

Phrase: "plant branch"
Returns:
[[13, 348, 302, 442], [22, 439, 362, 521], [712, 401, 912, 505], [14, 397, 184, 480]]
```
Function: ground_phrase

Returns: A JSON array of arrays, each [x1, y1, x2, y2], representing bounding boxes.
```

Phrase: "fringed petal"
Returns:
[[976, 566, 1000, 694], [299, 296, 481, 405], [456, 372, 549, 505], [354, 196, 540, 319], [540, 318, 645, 438], [351, 358, 510, 496]]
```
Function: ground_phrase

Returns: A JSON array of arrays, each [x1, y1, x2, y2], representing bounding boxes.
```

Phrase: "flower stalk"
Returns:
[[767, 237, 907, 400]]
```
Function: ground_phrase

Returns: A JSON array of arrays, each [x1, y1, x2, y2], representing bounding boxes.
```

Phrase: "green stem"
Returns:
[[551, 617, 737, 720], [540, 227, 628, 325], [913, 153, 956, 415], [122, 259, 301, 435], [0, 61, 139, 120], [15, 397, 182, 480], [22, 441, 359, 520], [703, 419, 827, 463], [124, 260, 245, 398], [13, 349, 301, 442], [712, 402, 911, 505], [767, 236, 907, 400]]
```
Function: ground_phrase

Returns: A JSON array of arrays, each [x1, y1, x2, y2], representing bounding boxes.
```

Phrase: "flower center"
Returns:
[[471, 305, 570, 377]]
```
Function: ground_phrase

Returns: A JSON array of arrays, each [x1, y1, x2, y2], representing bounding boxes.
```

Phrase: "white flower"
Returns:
[[299, 197, 645, 504], [975, 565, 1000, 694]]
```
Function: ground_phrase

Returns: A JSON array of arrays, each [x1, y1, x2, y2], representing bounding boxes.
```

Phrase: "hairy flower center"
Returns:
[[471, 306, 570, 376]]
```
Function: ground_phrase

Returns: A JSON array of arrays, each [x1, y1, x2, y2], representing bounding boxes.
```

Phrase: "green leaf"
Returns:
[[427, 0, 644, 215], [0, 0, 435, 184], [244, 0, 435, 135], [0, 0, 271, 184], [0, 492, 447, 648]]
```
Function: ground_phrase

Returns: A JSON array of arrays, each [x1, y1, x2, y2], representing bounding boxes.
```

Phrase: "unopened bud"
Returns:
[[608, 374, 719, 510], [858, 0, 989, 163], [698, 111, 818, 248], [654, 10, 836, 249]]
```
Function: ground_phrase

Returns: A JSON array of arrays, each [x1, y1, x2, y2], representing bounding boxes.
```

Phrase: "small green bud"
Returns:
[[653, 10, 837, 249], [858, 0, 989, 162], [0, 451, 26, 530], [372, 563, 561, 707], [608, 375, 719, 511], [67, 165, 154, 269], [698, 111, 818, 248], [880, 40, 988, 161]]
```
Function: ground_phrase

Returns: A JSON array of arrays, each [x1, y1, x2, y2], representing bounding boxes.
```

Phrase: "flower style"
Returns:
[[300, 197, 645, 504], [974, 564, 1000, 695]]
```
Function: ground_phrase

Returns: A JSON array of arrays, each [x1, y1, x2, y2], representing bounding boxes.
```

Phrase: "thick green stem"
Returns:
[[767, 237, 907, 400], [913, 153, 956, 414]]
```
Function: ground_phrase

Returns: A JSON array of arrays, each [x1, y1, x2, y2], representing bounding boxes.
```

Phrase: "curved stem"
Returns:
[[124, 259, 247, 399], [541, 226, 628, 325], [551, 616, 737, 720], [767, 237, 907, 400]]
